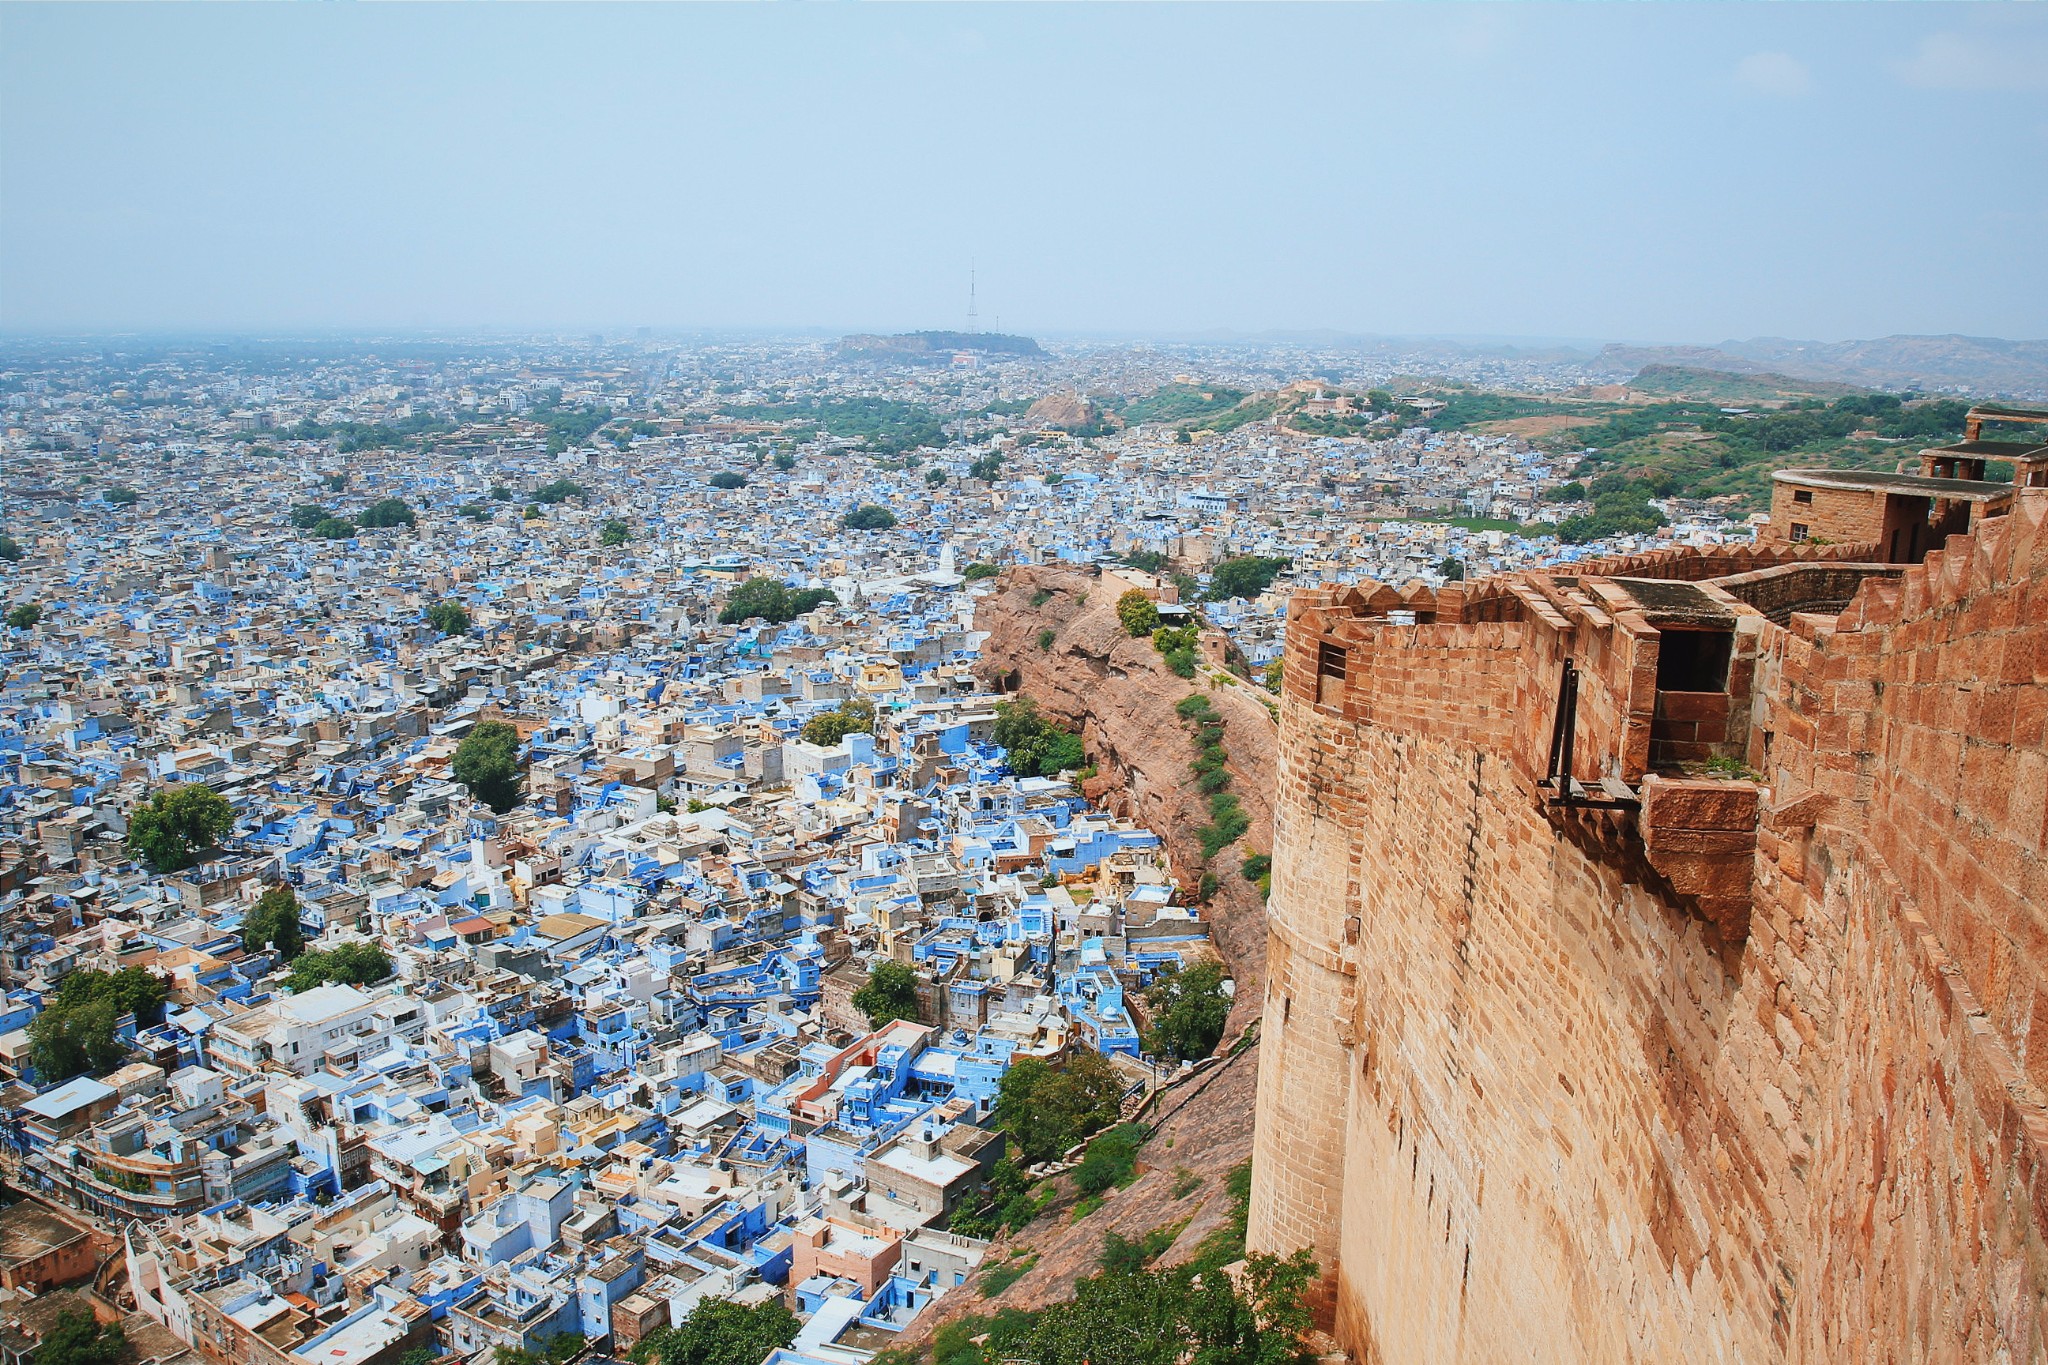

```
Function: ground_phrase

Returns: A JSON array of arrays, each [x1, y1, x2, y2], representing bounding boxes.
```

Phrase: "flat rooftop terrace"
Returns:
[[1772, 468, 2018, 501]]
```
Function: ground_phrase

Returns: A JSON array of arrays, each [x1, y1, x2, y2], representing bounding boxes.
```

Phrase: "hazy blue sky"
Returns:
[[4, 3, 2044, 342]]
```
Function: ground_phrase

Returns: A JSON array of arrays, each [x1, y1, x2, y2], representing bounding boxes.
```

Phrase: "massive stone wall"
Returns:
[[1250, 493, 2048, 1363]]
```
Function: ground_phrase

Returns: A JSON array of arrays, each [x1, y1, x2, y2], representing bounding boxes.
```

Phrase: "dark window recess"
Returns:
[[1657, 629, 1733, 692], [1316, 642, 1347, 705], [1793, 489, 1814, 505]]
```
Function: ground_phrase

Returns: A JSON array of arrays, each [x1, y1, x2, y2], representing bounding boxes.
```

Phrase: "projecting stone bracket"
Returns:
[[1637, 775, 1762, 943]]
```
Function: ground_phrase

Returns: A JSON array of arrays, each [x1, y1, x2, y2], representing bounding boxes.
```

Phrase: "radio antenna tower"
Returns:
[[968, 263, 978, 335]]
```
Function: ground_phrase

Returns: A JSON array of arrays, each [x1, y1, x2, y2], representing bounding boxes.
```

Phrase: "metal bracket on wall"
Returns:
[[1537, 658, 1642, 812]]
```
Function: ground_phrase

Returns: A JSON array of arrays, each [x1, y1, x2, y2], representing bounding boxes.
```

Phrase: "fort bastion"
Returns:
[[1249, 411, 2048, 1362]]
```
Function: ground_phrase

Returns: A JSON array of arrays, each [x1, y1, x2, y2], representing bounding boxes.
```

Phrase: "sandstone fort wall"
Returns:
[[1250, 494, 2048, 1362]]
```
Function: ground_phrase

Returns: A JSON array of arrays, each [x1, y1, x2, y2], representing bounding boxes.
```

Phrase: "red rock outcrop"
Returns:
[[972, 564, 1277, 1029]]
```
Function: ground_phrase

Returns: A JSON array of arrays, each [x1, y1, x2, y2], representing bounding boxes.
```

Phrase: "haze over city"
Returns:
[[4, 3, 2047, 341]]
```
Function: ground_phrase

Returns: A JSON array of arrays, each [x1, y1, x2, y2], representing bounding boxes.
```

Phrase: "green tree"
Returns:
[[491, 484, 515, 501], [0, 534, 22, 562], [925, 467, 948, 486], [633, 1299, 798, 1365], [1116, 589, 1160, 637], [969, 452, 1003, 482], [426, 600, 471, 636], [1143, 962, 1232, 1061], [717, 578, 834, 625], [104, 487, 140, 506], [30, 1308, 126, 1365], [1438, 556, 1465, 581], [7, 603, 42, 630], [29, 969, 169, 1084], [324, 472, 348, 492], [357, 497, 415, 529], [282, 942, 392, 993], [599, 520, 630, 547], [244, 885, 305, 960], [493, 1332, 584, 1365], [994, 1051, 1125, 1164], [772, 451, 797, 471], [289, 504, 332, 529], [992, 696, 1084, 778], [841, 504, 898, 531], [453, 720, 524, 813], [708, 471, 747, 490], [127, 784, 235, 872], [313, 517, 356, 540], [852, 960, 922, 1029], [533, 479, 586, 504], [1206, 556, 1291, 602], [1121, 549, 1168, 574], [962, 562, 1000, 582], [801, 695, 875, 746]]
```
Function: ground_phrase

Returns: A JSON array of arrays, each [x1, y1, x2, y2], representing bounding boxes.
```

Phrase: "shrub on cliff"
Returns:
[[1198, 792, 1250, 859], [993, 697, 1084, 777], [1021, 1248, 1318, 1365], [1116, 589, 1160, 637]]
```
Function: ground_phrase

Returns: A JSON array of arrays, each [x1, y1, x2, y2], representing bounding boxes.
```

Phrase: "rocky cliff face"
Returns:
[[973, 564, 1276, 1028], [881, 571, 1283, 1353]]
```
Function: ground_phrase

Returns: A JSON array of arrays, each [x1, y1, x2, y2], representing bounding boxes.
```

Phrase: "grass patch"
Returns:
[[1183, 1160, 1254, 1276], [979, 1253, 1037, 1298], [1171, 1167, 1202, 1199]]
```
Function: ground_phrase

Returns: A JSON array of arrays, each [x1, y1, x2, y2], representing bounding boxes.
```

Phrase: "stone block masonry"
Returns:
[[1249, 492, 2048, 1363]]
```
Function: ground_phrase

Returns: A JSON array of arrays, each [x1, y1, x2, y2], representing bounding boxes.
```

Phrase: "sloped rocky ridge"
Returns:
[[887, 567, 1280, 1351], [972, 564, 1276, 1032]]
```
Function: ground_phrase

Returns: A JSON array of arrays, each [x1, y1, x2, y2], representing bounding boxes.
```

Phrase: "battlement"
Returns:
[[1251, 488, 2048, 1363], [1281, 540, 1922, 941]]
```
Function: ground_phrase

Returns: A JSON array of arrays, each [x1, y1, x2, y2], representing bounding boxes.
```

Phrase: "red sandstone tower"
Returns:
[[1251, 421, 2048, 1362]]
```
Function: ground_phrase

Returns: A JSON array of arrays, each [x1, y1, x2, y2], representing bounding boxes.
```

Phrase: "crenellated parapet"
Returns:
[[1252, 489, 2048, 1363]]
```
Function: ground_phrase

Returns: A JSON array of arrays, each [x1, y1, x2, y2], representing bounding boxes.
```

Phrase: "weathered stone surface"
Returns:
[[1251, 490, 2048, 1364]]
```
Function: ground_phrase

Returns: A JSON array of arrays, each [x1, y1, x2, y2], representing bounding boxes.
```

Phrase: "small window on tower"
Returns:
[[1316, 642, 1347, 705], [1789, 522, 1810, 542], [1793, 489, 1814, 505]]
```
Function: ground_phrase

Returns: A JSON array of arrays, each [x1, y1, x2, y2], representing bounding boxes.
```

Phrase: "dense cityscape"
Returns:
[[1, 317, 2041, 1365]]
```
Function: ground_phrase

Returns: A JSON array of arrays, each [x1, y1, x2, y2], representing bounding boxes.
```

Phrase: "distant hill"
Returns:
[[837, 330, 1045, 361], [1600, 334, 2048, 399], [1023, 390, 1118, 434], [1624, 364, 1865, 404]]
